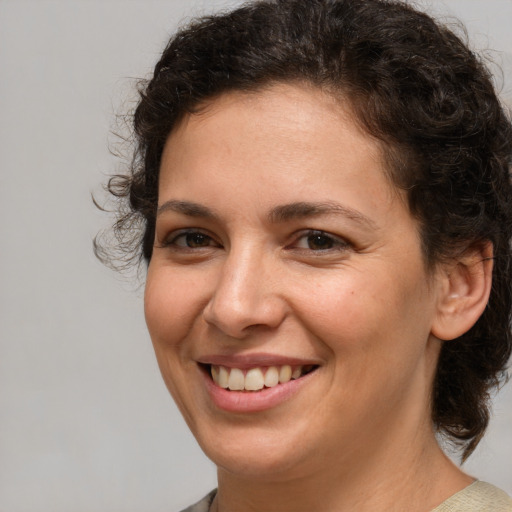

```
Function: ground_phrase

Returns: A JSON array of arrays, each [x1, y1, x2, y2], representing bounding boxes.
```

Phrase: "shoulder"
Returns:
[[432, 481, 512, 512], [179, 490, 217, 512]]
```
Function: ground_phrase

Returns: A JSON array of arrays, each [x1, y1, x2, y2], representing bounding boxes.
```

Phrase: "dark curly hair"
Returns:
[[96, 0, 512, 460]]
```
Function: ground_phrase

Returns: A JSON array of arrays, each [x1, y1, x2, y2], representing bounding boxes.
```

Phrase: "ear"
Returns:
[[431, 242, 493, 341]]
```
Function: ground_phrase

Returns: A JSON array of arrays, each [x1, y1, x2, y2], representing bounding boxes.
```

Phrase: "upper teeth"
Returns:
[[211, 364, 305, 391]]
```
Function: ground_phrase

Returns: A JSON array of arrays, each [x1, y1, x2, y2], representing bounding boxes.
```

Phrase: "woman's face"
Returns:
[[145, 84, 444, 479]]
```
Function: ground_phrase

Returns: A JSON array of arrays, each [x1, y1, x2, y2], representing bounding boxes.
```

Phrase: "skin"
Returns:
[[144, 84, 476, 512]]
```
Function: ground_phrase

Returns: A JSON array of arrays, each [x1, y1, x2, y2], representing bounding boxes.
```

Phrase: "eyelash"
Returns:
[[160, 229, 350, 253], [290, 230, 351, 252], [161, 229, 221, 250]]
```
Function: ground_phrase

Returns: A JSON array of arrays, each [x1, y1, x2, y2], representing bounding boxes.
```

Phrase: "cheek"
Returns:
[[294, 269, 437, 425], [291, 265, 433, 359], [291, 271, 383, 335], [144, 267, 206, 415], [144, 265, 202, 351]]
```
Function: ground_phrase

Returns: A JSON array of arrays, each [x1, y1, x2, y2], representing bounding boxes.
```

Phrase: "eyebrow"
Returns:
[[157, 200, 220, 219], [157, 199, 376, 229], [268, 201, 377, 229]]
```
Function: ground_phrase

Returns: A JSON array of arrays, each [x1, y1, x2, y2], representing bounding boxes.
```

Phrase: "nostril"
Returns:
[[202, 274, 288, 338]]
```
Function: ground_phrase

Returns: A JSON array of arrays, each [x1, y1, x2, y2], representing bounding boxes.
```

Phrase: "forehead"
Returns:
[[159, 83, 401, 214], [165, 84, 384, 167]]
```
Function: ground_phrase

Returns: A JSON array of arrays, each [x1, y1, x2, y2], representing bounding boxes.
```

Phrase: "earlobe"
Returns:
[[431, 242, 493, 341]]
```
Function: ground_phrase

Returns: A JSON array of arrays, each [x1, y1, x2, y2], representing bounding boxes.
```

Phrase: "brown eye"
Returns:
[[184, 232, 211, 248], [306, 233, 334, 250], [293, 230, 349, 252], [167, 230, 219, 249]]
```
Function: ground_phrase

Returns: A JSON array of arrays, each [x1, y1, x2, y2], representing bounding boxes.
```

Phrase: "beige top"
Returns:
[[181, 482, 512, 512], [432, 481, 512, 512]]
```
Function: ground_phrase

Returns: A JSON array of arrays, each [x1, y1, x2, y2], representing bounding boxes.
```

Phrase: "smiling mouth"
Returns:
[[202, 364, 318, 392]]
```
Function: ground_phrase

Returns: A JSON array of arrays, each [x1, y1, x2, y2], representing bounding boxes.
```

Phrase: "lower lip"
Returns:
[[202, 368, 317, 413]]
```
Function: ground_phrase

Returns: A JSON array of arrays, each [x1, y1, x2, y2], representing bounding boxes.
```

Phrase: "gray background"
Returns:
[[0, 1, 511, 511]]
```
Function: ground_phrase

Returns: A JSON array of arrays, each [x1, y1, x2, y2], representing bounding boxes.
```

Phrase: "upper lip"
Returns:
[[196, 352, 321, 369]]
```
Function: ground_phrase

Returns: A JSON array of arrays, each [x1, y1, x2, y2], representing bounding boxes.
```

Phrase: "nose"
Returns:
[[202, 246, 288, 339]]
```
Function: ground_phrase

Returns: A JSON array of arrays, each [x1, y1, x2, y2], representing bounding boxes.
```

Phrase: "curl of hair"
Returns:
[[96, 0, 512, 459]]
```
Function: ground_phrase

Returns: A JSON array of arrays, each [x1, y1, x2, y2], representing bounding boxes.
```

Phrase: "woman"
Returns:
[[97, 0, 512, 510]]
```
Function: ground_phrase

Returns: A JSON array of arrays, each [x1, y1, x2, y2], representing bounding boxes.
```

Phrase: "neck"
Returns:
[[213, 419, 472, 512]]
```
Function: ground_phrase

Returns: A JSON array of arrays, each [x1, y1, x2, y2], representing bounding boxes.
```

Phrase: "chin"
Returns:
[[196, 421, 314, 480]]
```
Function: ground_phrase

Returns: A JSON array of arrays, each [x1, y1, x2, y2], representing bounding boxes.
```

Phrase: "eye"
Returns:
[[163, 230, 220, 249], [293, 230, 349, 251]]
